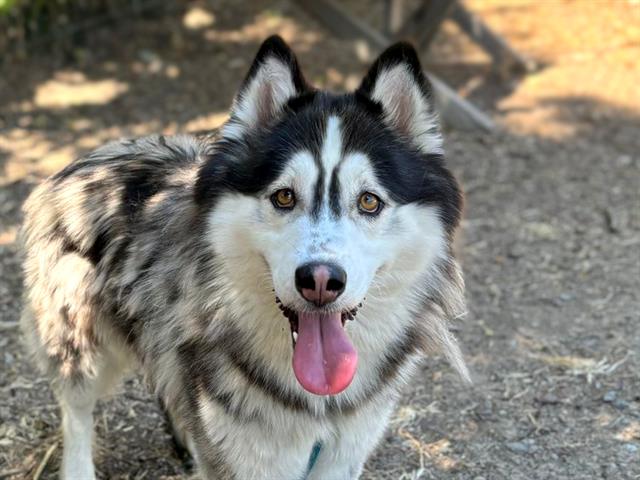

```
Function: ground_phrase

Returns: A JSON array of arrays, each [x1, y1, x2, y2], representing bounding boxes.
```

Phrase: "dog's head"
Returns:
[[196, 36, 464, 396]]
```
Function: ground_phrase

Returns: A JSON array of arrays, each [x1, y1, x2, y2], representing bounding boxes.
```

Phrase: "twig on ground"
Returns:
[[0, 320, 19, 331], [32, 442, 58, 480], [0, 468, 27, 479]]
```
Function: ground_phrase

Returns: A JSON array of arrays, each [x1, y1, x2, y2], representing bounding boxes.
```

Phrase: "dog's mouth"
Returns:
[[276, 297, 360, 396]]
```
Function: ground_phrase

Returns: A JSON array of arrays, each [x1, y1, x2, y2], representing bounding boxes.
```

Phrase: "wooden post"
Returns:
[[397, 0, 457, 51], [450, 2, 533, 74], [384, 0, 405, 36], [297, 0, 494, 131]]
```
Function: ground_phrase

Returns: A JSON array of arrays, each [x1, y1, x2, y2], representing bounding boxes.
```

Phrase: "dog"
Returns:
[[20, 36, 469, 479]]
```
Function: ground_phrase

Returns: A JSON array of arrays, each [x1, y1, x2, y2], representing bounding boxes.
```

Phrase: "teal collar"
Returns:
[[304, 441, 322, 478]]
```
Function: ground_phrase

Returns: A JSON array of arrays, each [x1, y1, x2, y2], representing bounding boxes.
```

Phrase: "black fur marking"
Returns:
[[86, 228, 109, 265], [53, 220, 108, 266], [81, 179, 105, 197], [311, 151, 325, 219], [59, 305, 73, 327], [225, 338, 311, 414], [198, 361, 262, 424], [286, 91, 318, 113], [375, 324, 422, 386], [51, 158, 95, 183], [59, 242, 78, 255], [328, 165, 342, 216], [121, 168, 165, 220], [55, 222, 81, 257], [178, 330, 313, 416], [105, 238, 131, 276]]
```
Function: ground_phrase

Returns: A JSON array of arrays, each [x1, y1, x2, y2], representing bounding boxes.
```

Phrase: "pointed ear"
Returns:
[[222, 36, 309, 139], [356, 43, 442, 155]]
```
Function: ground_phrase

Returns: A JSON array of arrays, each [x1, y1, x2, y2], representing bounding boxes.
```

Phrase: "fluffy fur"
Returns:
[[20, 36, 468, 479]]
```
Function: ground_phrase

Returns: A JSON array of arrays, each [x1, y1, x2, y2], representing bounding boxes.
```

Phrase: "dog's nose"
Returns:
[[295, 262, 346, 306]]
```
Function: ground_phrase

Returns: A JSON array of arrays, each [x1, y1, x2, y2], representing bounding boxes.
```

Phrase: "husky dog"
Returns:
[[20, 36, 469, 479]]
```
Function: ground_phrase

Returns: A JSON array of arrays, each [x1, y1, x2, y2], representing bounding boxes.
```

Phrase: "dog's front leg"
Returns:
[[306, 399, 396, 480]]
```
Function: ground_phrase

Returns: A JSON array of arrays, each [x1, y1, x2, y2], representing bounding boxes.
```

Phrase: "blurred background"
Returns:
[[0, 1, 639, 478]]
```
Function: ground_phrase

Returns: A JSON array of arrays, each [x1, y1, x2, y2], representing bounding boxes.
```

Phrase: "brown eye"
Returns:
[[358, 192, 382, 214], [272, 188, 296, 209]]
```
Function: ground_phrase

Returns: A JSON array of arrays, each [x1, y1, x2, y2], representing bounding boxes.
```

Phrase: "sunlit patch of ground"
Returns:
[[33, 73, 129, 109]]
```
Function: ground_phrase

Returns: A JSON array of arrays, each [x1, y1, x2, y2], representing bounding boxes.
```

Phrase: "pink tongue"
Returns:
[[292, 312, 358, 395]]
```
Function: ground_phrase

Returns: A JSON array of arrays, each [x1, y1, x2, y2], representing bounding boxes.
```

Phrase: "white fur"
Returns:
[[56, 345, 131, 480], [320, 116, 343, 189], [60, 397, 95, 480], [198, 390, 328, 479], [306, 397, 399, 480]]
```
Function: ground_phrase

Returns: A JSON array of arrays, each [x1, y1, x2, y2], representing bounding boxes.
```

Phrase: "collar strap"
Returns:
[[305, 441, 322, 477]]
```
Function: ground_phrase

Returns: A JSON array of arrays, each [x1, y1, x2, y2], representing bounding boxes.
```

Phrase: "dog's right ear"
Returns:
[[222, 36, 309, 139], [356, 42, 442, 155]]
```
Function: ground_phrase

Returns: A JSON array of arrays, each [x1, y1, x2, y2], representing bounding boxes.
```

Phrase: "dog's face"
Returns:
[[196, 37, 462, 396]]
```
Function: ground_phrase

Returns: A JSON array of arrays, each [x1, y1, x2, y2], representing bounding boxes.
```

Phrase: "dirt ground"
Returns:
[[1, 0, 639, 479]]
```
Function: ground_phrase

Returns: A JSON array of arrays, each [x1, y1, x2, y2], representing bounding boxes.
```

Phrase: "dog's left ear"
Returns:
[[357, 43, 442, 155], [223, 36, 309, 138]]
